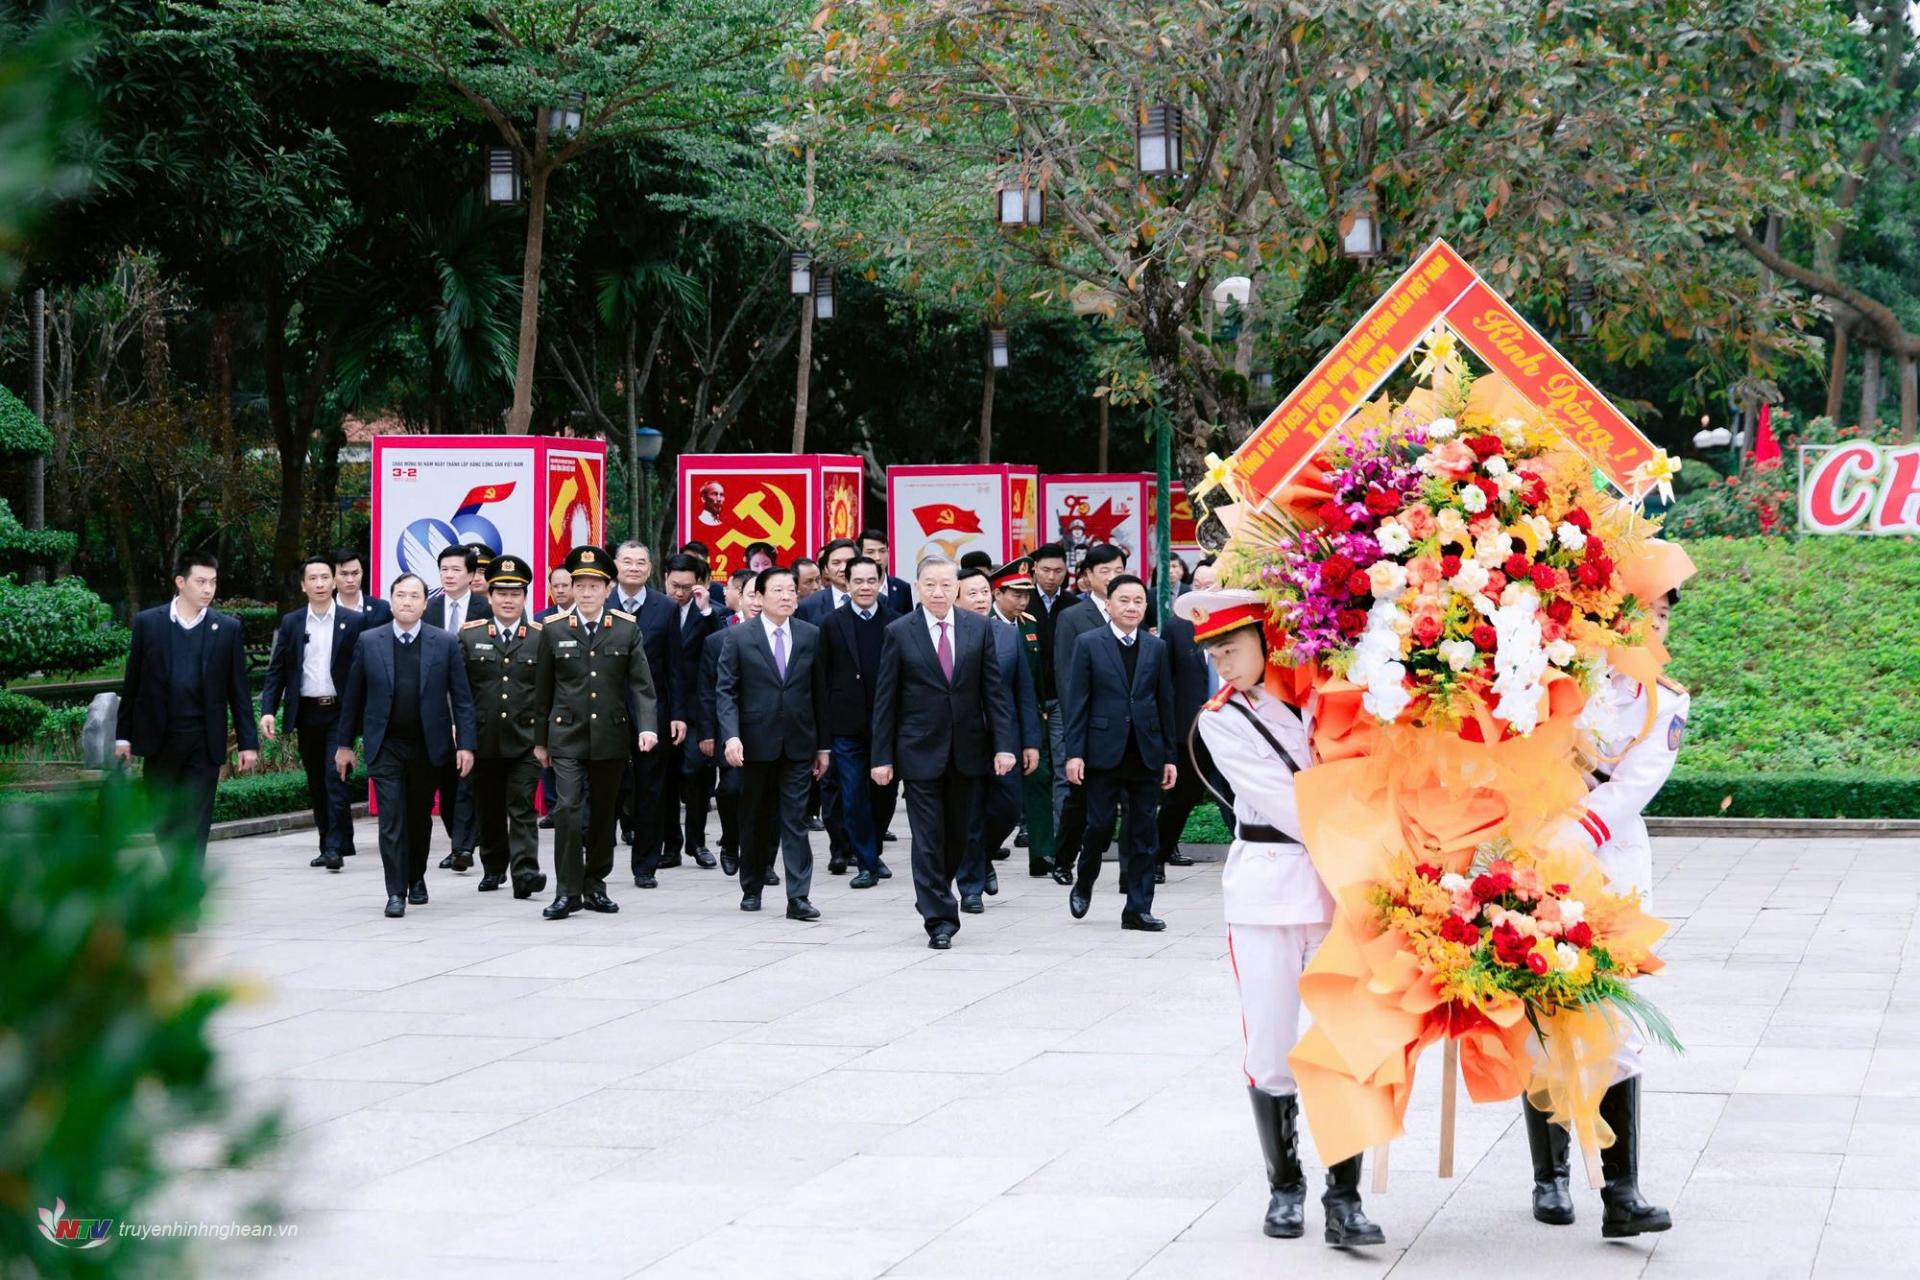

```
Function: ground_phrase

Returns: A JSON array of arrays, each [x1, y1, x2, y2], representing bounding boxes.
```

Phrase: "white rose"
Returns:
[[1474, 529, 1510, 567], [1376, 522, 1412, 555], [1449, 560, 1490, 596], [1524, 513, 1553, 545], [1555, 522, 1588, 552], [1497, 470, 1524, 495], [1459, 485, 1487, 514], [1367, 559, 1408, 599], [1440, 872, 1471, 893], [1556, 942, 1582, 972], [1471, 592, 1498, 617], [1427, 417, 1458, 439], [1545, 638, 1576, 667], [1559, 899, 1585, 925], [1484, 456, 1509, 478], [1438, 638, 1476, 671], [1436, 507, 1468, 535]]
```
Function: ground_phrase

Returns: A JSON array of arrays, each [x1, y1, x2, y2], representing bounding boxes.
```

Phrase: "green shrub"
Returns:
[[212, 769, 332, 822], [0, 575, 127, 685], [0, 383, 54, 459], [0, 785, 283, 1276], [1649, 771, 1918, 820], [0, 687, 50, 745], [220, 601, 281, 653], [0, 497, 76, 566]]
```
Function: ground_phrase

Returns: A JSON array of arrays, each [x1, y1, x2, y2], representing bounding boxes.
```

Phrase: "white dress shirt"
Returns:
[[1109, 620, 1139, 645], [335, 591, 368, 614], [922, 606, 957, 652], [392, 620, 423, 643], [616, 586, 648, 614], [760, 614, 791, 652], [302, 604, 337, 697], [169, 599, 207, 631]]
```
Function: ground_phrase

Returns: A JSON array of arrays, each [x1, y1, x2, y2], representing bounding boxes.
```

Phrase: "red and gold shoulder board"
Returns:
[[1202, 686, 1235, 713]]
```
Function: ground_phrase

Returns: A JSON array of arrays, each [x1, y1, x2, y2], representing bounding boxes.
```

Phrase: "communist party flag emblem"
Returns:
[[914, 503, 983, 536]]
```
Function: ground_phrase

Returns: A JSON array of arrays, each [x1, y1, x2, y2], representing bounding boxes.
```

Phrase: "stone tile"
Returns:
[[1737, 1048, 1873, 1096], [284, 1033, 542, 1084]]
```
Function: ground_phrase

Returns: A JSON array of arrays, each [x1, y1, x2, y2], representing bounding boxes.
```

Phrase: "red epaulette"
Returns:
[[1202, 686, 1235, 713]]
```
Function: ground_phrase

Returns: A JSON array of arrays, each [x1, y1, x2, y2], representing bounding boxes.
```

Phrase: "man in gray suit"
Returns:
[[718, 565, 831, 921], [333, 574, 477, 919]]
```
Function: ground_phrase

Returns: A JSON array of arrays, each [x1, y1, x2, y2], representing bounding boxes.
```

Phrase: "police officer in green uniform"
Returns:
[[990, 558, 1057, 877], [533, 545, 660, 920], [459, 554, 549, 901]]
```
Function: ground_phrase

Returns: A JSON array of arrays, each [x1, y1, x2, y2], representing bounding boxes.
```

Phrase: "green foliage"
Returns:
[[0, 8, 96, 289], [0, 687, 50, 746], [1666, 412, 1898, 540], [219, 602, 282, 653], [1648, 771, 1917, 820], [212, 769, 331, 822], [0, 384, 55, 460], [0, 785, 282, 1277], [0, 576, 129, 688], [0, 497, 77, 567]]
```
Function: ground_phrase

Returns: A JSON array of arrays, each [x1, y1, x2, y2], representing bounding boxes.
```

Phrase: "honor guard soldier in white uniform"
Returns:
[[1523, 542, 1692, 1240], [1176, 587, 1384, 1249]]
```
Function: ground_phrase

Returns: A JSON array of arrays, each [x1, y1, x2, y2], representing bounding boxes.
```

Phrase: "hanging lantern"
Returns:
[[988, 327, 1010, 369], [813, 269, 836, 321], [484, 147, 523, 205], [1136, 102, 1184, 176], [788, 250, 813, 296], [547, 91, 585, 139], [1337, 191, 1381, 259]]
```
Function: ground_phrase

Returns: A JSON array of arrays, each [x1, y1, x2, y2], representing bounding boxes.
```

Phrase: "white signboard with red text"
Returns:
[[371, 434, 606, 613], [1039, 472, 1155, 578], [884, 464, 1039, 577], [1800, 442, 1920, 534]]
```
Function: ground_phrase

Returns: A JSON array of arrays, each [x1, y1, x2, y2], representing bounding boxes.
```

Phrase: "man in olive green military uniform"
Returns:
[[459, 554, 549, 901], [534, 545, 659, 920], [990, 558, 1056, 877]]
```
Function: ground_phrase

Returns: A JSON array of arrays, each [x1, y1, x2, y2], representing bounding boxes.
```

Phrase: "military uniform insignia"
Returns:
[[1667, 715, 1686, 751], [462, 617, 490, 629], [1202, 685, 1234, 713], [608, 608, 636, 622]]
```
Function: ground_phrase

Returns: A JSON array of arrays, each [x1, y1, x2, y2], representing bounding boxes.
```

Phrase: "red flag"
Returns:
[[453, 481, 517, 514], [1753, 404, 1782, 471], [913, 503, 984, 535]]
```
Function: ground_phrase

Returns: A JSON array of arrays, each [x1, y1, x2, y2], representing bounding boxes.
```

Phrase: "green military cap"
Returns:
[[462, 541, 496, 569], [487, 554, 531, 588], [564, 544, 613, 580]]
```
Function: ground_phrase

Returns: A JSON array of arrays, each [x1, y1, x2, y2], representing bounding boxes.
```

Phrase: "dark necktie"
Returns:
[[773, 627, 787, 679], [937, 620, 953, 681], [400, 633, 413, 646]]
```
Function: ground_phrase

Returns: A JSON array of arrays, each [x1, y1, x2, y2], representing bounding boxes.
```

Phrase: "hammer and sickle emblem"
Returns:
[[715, 484, 797, 552]]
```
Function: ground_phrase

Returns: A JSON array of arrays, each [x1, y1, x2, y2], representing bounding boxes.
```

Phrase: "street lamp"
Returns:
[[632, 425, 664, 548], [988, 327, 1010, 369], [813, 269, 836, 321], [1135, 102, 1183, 177], [788, 249, 813, 296], [547, 91, 585, 139], [1337, 190, 1381, 259], [1568, 279, 1596, 336], [484, 147, 523, 205], [996, 179, 1044, 227]]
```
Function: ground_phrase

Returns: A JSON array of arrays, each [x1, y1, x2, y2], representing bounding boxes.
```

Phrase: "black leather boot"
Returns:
[[1524, 1097, 1575, 1225], [1322, 1154, 1385, 1246], [1247, 1088, 1305, 1238], [1599, 1077, 1670, 1238]]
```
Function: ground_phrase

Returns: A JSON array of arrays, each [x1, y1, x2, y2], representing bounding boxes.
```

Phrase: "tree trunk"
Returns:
[[507, 161, 552, 434], [262, 289, 307, 608], [1139, 261, 1206, 483], [1860, 344, 1882, 433], [1096, 394, 1109, 470], [977, 362, 996, 462], [1825, 321, 1850, 423], [209, 305, 239, 570], [790, 294, 814, 452], [1901, 350, 1917, 443], [624, 322, 640, 542]]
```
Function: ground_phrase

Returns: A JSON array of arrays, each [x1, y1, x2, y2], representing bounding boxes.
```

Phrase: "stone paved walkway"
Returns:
[[167, 827, 1919, 1278]]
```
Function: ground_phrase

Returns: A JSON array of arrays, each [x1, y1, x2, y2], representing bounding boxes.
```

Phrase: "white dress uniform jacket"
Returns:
[[1572, 673, 1691, 902], [1195, 685, 1335, 927]]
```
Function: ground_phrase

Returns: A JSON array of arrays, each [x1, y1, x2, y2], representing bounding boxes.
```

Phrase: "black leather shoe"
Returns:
[[384, 895, 406, 918], [310, 853, 330, 868], [1050, 865, 1075, 887], [537, 814, 555, 829], [1524, 1097, 1575, 1225], [659, 851, 684, 869], [1167, 851, 1196, 867], [1153, 868, 1167, 885], [634, 874, 658, 889], [763, 869, 780, 886], [1323, 1156, 1385, 1246], [542, 894, 577, 920], [1598, 1078, 1670, 1238], [438, 853, 456, 870], [692, 847, 717, 869], [740, 893, 762, 912], [875, 860, 892, 879], [620, 828, 635, 846], [720, 850, 739, 876], [991, 847, 1010, 862], [807, 815, 825, 832], [478, 874, 504, 892], [1069, 888, 1090, 919], [1250, 1088, 1306, 1238], [323, 852, 343, 872], [1122, 912, 1167, 932], [961, 894, 985, 914], [1014, 826, 1029, 848], [928, 929, 954, 950], [882, 831, 898, 842], [1029, 861, 1052, 878], [408, 880, 429, 905], [850, 869, 878, 889], [511, 874, 543, 900], [582, 891, 619, 913], [984, 869, 999, 895], [829, 855, 849, 875], [453, 848, 476, 872], [786, 897, 821, 921]]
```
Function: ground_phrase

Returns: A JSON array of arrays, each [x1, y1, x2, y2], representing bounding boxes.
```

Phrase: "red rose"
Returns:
[[1592, 556, 1613, 580], [1364, 485, 1401, 516], [1473, 476, 1501, 505], [1413, 614, 1443, 646], [1550, 882, 1570, 894], [1545, 598, 1574, 625], [1319, 554, 1355, 591], [1525, 951, 1550, 975], [1348, 570, 1374, 597], [1566, 921, 1594, 948], [1484, 570, 1507, 595], [1318, 502, 1353, 533], [1565, 508, 1592, 532], [1441, 915, 1478, 945], [1471, 871, 1512, 902], [1584, 536, 1606, 562], [1471, 623, 1498, 651], [1504, 553, 1531, 580], [1415, 862, 1442, 882], [1521, 477, 1549, 506], [1491, 922, 1531, 967], [1440, 554, 1462, 578], [1466, 433, 1503, 459], [1337, 608, 1368, 636], [1577, 561, 1605, 589], [1529, 563, 1557, 591]]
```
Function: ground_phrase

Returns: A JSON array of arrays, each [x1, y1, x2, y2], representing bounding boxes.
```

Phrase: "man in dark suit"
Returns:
[[116, 550, 260, 876], [818, 555, 898, 889], [332, 573, 477, 918], [954, 566, 1040, 913], [797, 538, 858, 624], [718, 566, 830, 920], [610, 540, 681, 887], [537, 564, 574, 621], [1153, 608, 1211, 878], [260, 554, 365, 872], [870, 555, 1016, 949], [330, 547, 392, 626], [860, 529, 914, 616], [1048, 542, 1128, 885], [1063, 574, 1178, 931], [663, 552, 723, 869], [988, 558, 1055, 877], [424, 543, 489, 872], [698, 569, 757, 877]]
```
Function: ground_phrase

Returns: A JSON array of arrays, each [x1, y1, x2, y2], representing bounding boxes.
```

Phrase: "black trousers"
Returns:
[[368, 737, 438, 899], [143, 735, 221, 875], [819, 754, 852, 864], [555, 755, 626, 897], [295, 700, 354, 855], [435, 762, 476, 855], [958, 771, 1022, 896], [625, 745, 671, 875], [680, 734, 714, 851], [904, 771, 982, 937], [474, 751, 542, 882], [738, 756, 814, 899], [715, 758, 741, 854], [1079, 761, 1161, 917], [1154, 749, 1207, 866]]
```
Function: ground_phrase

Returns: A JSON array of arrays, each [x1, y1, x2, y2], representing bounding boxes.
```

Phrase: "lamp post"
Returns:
[[632, 425, 663, 548], [547, 91, 584, 139], [813, 268, 835, 321], [1135, 103, 1183, 177], [1337, 190, 1381, 260], [995, 177, 1044, 227], [483, 147, 523, 205]]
